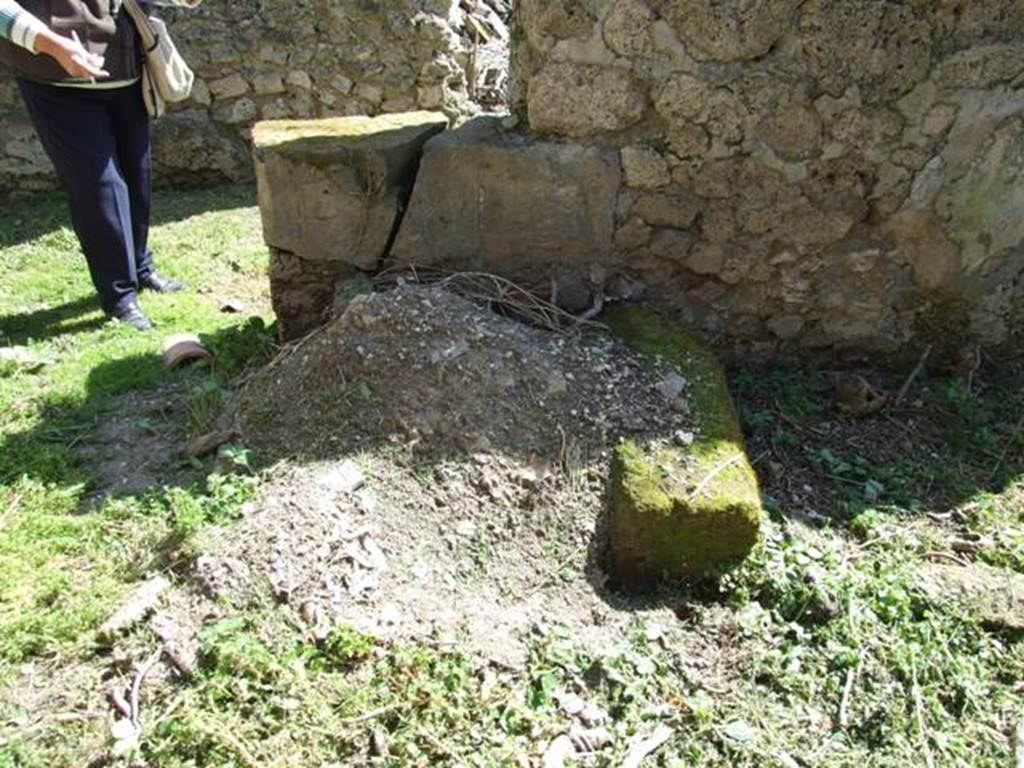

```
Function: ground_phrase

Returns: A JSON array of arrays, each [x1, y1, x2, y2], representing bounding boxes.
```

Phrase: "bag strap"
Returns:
[[121, 0, 158, 52]]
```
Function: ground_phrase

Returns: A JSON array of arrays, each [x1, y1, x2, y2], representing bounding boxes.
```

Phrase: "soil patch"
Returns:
[[76, 384, 198, 505], [203, 286, 707, 662]]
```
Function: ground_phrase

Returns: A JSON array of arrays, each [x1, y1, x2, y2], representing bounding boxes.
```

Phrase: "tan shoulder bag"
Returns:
[[121, 0, 195, 118]]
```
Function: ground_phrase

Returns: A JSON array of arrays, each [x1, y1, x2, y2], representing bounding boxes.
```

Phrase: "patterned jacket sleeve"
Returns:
[[0, 0, 48, 53], [1, 1, 201, 52]]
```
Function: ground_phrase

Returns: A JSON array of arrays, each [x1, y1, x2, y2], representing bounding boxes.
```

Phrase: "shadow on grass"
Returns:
[[0, 316, 274, 498], [0, 184, 256, 250], [0, 352, 169, 490], [729, 360, 1024, 527], [0, 294, 106, 344]]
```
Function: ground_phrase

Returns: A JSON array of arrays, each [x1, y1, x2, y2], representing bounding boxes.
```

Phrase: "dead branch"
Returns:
[[839, 649, 868, 729], [107, 685, 133, 720], [621, 724, 675, 768], [892, 344, 932, 409], [375, 268, 604, 334], [130, 650, 162, 729], [340, 703, 406, 725]]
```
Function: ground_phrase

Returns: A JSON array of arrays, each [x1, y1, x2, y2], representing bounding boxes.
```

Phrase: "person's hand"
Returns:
[[35, 31, 109, 79]]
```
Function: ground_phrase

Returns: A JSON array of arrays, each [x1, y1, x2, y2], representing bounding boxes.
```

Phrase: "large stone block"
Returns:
[[604, 305, 763, 589], [254, 112, 448, 268], [254, 112, 447, 339], [390, 117, 621, 304]]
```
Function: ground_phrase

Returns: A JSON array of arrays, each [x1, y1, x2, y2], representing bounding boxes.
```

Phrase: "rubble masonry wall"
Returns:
[[512, 0, 1024, 356], [0, 0, 508, 191]]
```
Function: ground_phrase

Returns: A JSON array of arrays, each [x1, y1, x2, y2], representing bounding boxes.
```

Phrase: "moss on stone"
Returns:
[[252, 112, 448, 160], [605, 304, 763, 589]]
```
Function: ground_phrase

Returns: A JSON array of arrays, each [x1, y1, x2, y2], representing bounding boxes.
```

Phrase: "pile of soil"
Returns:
[[236, 286, 693, 462], [206, 286, 702, 662]]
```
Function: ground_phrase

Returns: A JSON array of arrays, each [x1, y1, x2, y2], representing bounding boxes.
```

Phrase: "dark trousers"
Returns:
[[17, 79, 154, 315]]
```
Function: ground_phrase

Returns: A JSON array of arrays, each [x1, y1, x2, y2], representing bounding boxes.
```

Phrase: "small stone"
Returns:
[[110, 646, 133, 673], [355, 487, 379, 514], [767, 315, 805, 340], [331, 74, 354, 94], [253, 71, 286, 96], [615, 216, 653, 251], [97, 576, 171, 643], [673, 430, 695, 447], [919, 562, 1024, 631], [110, 718, 139, 756], [354, 82, 384, 105], [222, 98, 259, 125], [417, 84, 445, 109], [371, 729, 390, 757], [189, 78, 211, 105], [687, 242, 726, 276], [649, 229, 694, 262], [208, 73, 249, 100], [558, 692, 586, 717], [547, 371, 569, 395], [656, 372, 687, 401], [632, 193, 700, 229], [621, 146, 671, 189], [922, 103, 958, 137], [723, 719, 756, 744], [529, 63, 646, 138], [645, 623, 665, 641], [579, 702, 609, 726], [542, 735, 576, 768], [320, 460, 365, 495], [286, 70, 313, 90]]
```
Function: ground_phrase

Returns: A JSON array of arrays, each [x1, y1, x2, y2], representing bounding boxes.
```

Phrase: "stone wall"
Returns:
[[511, 0, 1024, 357], [0, 0, 509, 192]]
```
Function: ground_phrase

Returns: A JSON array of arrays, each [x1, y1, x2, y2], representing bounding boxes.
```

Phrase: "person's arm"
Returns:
[[0, 0, 108, 77], [0, 0, 47, 52]]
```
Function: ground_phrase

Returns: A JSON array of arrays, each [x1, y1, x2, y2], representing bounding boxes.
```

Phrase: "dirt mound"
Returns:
[[209, 287, 700, 662], [236, 285, 692, 462]]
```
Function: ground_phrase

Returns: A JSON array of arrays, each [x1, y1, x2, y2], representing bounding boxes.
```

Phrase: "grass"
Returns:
[[0, 184, 1022, 767], [0, 186, 269, 667]]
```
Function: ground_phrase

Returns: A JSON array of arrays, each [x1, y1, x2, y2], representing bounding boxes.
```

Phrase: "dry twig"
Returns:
[[621, 724, 675, 768], [130, 650, 162, 729], [340, 703, 406, 725], [839, 649, 868, 729], [107, 685, 133, 720], [892, 344, 933, 408], [376, 268, 603, 334], [920, 550, 971, 566]]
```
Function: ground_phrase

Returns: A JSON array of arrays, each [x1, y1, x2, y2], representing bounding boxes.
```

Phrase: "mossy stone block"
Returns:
[[253, 111, 447, 340], [605, 304, 763, 589], [254, 111, 448, 268]]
